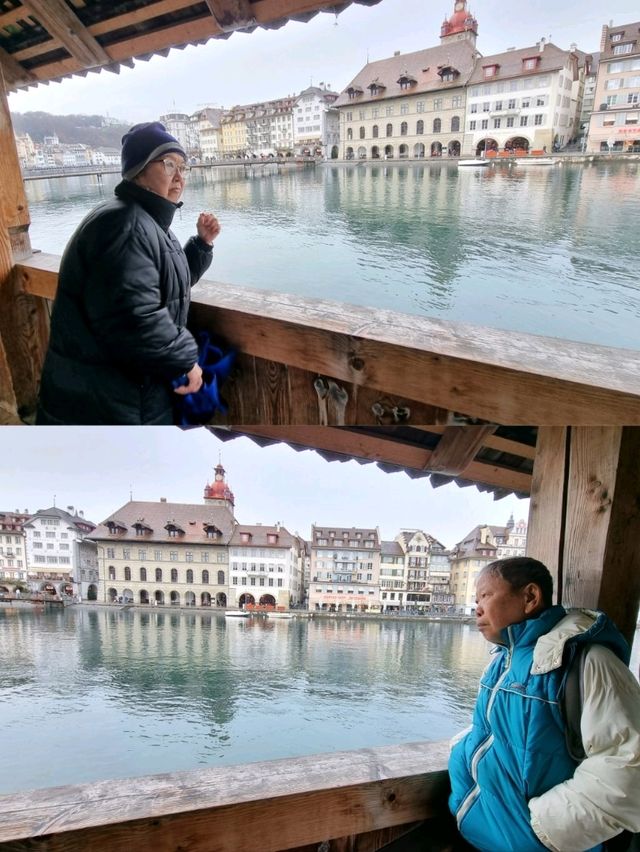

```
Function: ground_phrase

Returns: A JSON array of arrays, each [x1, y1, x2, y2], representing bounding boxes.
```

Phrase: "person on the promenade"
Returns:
[[37, 121, 220, 425], [448, 557, 640, 852]]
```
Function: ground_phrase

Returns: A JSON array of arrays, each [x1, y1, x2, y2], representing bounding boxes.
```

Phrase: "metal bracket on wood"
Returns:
[[372, 402, 411, 425], [314, 377, 349, 425]]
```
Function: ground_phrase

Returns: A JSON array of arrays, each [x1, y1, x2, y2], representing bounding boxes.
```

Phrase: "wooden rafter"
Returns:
[[0, 7, 28, 29], [86, 0, 198, 38], [214, 426, 533, 495], [19, 0, 111, 67], [0, 44, 34, 89], [204, 0, 256, 32], [423, 425, 498, 475]]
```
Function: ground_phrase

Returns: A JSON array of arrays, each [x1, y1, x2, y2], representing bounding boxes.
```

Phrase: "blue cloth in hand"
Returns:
[[172, 332, 235, 427]]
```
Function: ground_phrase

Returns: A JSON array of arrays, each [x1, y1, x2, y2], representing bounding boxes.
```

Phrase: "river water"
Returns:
[[24, 160, 640, 351], [0, 606, 638, 795]]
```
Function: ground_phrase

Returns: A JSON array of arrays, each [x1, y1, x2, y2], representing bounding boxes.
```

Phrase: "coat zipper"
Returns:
[[455, 630, 514, 827]]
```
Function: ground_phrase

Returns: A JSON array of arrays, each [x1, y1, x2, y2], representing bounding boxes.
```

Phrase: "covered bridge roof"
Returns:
[[209, 425, 537, 500], [0, 0, 382, 91]]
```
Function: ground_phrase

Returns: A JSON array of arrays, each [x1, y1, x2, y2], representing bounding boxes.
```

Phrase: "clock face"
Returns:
[[455, 1, 465, 10]]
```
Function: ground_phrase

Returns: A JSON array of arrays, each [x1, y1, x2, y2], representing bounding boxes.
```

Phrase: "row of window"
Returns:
[[33, 531, 68, 538], [469, 75, 551, 97], [346, 117, 461, 139], [471, 96, 548, 112], [344, 98, 463, 121], [32, 542, 70, 549], [313, 588, 375, 595], [469, 114, 545, 130], [32, 555, 71, 563], [230, 576, 283, 587], [602, 113, 639, 126], [605, 76, 640, 90], [608, 58, 640, 74], [605, 93, 640, 106], [105, 547, 226, 562], [107, 566, 226, 584], [2, 536, 22, 543], [230, 563, 285, 572]]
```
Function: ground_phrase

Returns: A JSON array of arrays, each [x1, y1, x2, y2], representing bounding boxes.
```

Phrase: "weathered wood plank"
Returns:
[[87, 0, 198, 37], [425, 425, 497, 475], [16, 256, 640, 425], [0, 742, 450, 852], [0, 46, 36, 89], [526, 427, 565, 596], [0, 86, 46, 420], [597, 427, 640, 644], [561, 427, 640, 644]]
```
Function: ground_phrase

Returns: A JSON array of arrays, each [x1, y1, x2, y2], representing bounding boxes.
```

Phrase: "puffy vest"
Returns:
[[448, 606, 630, 852]]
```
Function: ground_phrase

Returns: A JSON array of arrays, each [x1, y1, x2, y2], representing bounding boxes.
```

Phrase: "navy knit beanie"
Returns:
[[121, 122, 186, 180]]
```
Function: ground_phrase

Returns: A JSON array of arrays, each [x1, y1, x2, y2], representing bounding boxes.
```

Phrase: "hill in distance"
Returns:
[[11, 111, 132, 148]]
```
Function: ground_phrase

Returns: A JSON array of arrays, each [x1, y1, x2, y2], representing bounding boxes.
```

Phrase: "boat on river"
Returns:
[[457, 158, 491, 166], [513, 157, 558, 166], [267, 611, 294, 619], [224, 610, 250, 618]]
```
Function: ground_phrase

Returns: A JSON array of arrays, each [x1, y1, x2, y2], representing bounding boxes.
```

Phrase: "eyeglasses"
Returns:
[[152, 158, 190, 178]]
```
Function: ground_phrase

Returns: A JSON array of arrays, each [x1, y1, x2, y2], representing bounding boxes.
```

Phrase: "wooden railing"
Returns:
[[14, 254, 640, 425], [0, 741, 453, 852]]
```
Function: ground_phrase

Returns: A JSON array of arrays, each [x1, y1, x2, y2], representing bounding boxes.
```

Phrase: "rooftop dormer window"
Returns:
[[367, 80, 386, 96], [106, 520, 127, 535], [397, 73, 417, 90], [240, 532, 252, 543], [133, 520, 152, 536], [346, 86, 363, 99], [164, 521, 184, 537], [439, 65, 460, 82], [522, 56, 540, 71], [204, 524, 222, 539], [267, 533, 278, 544], [482, 64, 499, 78], [610, 33, 623, 42]]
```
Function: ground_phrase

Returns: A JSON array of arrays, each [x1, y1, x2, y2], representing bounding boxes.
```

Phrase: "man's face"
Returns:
[[475, 571, 538, 645]]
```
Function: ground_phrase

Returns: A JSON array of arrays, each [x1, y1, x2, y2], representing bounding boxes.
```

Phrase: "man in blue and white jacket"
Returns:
[[448, 557, 640, 852]]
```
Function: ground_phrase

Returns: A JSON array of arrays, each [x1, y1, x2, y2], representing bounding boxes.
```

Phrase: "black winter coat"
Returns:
[[37, 180, 213, 425]]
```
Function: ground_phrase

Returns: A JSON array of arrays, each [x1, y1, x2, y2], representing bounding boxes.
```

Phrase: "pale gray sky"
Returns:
[[0, 427, 528, 548], [7, 0, 638, 123]]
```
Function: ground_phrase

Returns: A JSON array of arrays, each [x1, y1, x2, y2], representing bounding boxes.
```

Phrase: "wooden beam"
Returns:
[[16, 256, 640, 424], [562, 426, 640, 644], [0, 45, 35, 89], [0, 741, 450, 852], [526, 427, 567, 598], [425, 425, 497, 475], [0, 7, 29, 28], [212, 426, 533, 494], [204, 0, 256, 31], [408, 427, 538, 460], [87, 0, 198, 37], [20, 0, 111, 67]]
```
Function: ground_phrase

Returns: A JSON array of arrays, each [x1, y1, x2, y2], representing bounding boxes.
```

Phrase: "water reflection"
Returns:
[[24, 161, 640, 349]]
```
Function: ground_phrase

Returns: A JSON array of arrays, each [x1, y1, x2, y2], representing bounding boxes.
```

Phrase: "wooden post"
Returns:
[[0, 76, 48, 422], [528, 426, 640, 645]]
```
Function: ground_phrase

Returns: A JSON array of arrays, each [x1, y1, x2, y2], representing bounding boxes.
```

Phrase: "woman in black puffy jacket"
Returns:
[[37, 122, 220, 425]]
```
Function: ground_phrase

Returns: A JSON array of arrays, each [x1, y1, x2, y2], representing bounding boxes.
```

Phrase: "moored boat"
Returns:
[[224, 610, 250, 618], [513, 157, 558, 166], [267, 611, 294, 619], [457, 158, 491, 166]]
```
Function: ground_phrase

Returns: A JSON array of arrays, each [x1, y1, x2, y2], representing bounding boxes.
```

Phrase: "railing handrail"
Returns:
[[0, 740, 451, 851]]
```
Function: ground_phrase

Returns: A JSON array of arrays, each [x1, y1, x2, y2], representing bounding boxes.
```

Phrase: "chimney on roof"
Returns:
[[600, 24, 609, 52], [79, 511, 84, 517], [160, 497, 167, 503], [67, 505, 74, 514], [394, 50, 400, 56], [539, 37, 546, 53], [570, 42, 577, 51]]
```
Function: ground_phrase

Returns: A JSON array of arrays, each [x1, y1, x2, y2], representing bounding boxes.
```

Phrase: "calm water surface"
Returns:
[[25, 161, 640, 350], [0, 607, 638, 795]]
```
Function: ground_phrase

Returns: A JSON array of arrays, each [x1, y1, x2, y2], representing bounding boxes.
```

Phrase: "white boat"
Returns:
[[513, 157, 557, 166], [225, 610, 250, 618], [457, 158, 491, 167], [267, 611, 294, 619]]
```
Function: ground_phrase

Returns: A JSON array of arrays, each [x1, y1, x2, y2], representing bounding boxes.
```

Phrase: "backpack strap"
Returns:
[[561, 643, 588, 762]]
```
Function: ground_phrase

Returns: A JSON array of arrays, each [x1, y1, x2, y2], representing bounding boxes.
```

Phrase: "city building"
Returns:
[[228, 523, 305, 608], [293, 85, 340, 158], [308, 525, 381, 612], [449, 516, 527, 612], [587, 21, 640, 153], [159, 112, 198, 155], [395, 529, 453, 612], [220, 106, 249, 158], [91, 465, 237, 606], [464, 40, 589, 155], [334, 0, 478, 160], [0, 510, 30, 585], [378, 539, 406, 611], [23, 506, 97, 599]]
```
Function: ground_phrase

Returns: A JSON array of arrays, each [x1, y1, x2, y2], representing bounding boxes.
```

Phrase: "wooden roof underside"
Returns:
[[208, 425, 537, 499], [0, 0, 383, 92]]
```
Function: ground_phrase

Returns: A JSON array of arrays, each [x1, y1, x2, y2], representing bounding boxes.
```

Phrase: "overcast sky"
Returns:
[[0, 427, 528, 548], [7, 0, 637, 123]]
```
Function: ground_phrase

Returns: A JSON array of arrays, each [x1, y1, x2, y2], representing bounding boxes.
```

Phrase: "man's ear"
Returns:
[[523, 582, 543, 614]]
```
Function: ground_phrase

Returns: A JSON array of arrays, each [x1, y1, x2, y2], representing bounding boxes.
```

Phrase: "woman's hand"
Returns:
[[196, 212, 221, 245], [174, 362, 203, 395]]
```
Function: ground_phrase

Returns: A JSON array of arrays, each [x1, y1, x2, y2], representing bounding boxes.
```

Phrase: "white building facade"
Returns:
[[0, 510, 30, 584], [228, 524, 304, 609], [308, 526, 381, 612], [293, 86, 340, 158]]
